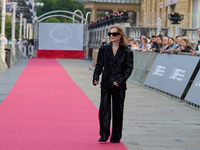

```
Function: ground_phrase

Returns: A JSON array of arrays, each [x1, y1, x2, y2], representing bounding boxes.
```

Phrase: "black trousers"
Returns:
[[99, 88, 126, 140]]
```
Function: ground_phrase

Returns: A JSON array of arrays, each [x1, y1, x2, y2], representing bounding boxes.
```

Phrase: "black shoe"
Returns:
[[98, 137, 108, 142], [110, 139, 120, 143]]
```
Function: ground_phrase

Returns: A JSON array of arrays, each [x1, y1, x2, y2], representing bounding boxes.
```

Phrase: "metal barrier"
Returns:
[[0, 55, 6, 73], [10, 45, 24, 65], [0, 45, 24, 73], [128, 51, 158, 85]]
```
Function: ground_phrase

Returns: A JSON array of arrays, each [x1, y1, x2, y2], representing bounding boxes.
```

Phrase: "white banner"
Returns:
[[39, 23, 83, 51]]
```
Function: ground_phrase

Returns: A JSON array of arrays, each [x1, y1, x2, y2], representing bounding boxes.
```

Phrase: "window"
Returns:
[[97, 10, 113, 19]]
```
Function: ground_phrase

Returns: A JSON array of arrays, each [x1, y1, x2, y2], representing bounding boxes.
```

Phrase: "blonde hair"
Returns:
[[163, 37, 168, 41], [177, 37, 183, 41], [109, 26, 127, 47], [182, 38, 193, 49]]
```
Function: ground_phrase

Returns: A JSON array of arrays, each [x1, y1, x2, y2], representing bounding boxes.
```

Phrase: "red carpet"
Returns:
[[0, 59, 127, 150]]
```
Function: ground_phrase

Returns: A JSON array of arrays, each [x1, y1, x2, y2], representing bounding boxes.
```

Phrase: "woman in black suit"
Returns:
[[93, 26, 133, 143]]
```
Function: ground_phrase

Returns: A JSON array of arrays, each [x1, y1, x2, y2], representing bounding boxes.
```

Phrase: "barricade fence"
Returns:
[[127, 51, 200, 109], [0, 55, 6, 73], [128, 51, 158, 85], [11, 45, 24, 65], [0, 45, 24, 73]]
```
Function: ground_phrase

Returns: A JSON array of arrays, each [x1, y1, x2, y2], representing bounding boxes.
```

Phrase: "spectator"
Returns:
[[151, 35, 157, 48], [165, 37, 177, 53], [180, 38, 193, 53], [138, 38, 150, 51], [139, 35, 146, 48], [194, 28, 200, 51], [149, 40, 154, 51], [135, 40, 140, 47], [152, 36, 163, 52], [8, 38, 12, 45], [130, 41, 138, 50], [175, 35, 181, 44], [157, 34, 163, 38], [127, 39, 134, 49], [160, 37, 168, 54], [101, 37, 107, 47], [4, 34, 8, 45], [171, 37, 183, 54]]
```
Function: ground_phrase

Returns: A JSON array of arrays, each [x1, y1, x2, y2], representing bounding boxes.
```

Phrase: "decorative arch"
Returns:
[[85, 12, 91, 24], [37, 10, 87, 23], [73, 10, 84, 23], [38, 15, 79, 23], [33, 10, 89, 58]]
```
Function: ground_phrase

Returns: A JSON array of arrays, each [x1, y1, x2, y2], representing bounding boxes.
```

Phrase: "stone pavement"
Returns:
[[0, 58, 29, 104], [1, 58, 200, 150], [57, 59, 200, 150]]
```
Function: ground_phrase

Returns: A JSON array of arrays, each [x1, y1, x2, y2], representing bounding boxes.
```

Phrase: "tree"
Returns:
[[37, 0, 86, 23], [44, 17, 61, 23]]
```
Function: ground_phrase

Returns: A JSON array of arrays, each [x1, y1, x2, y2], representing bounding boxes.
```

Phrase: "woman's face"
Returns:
[[163, 39, 168, 45], [181, 40, 186, 47], [109, 28, 122, 43], [168, 39, 173, 46], [177, 40, 182, 46], [142, 39, 145, 44]]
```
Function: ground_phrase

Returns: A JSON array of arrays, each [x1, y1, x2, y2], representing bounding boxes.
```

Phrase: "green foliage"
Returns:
[[37, 0, 86, 23], [5, 14, 12, 39], [0, 14, 20, 39], [44, 17, 61, 23], [0, 0, 87, 39]]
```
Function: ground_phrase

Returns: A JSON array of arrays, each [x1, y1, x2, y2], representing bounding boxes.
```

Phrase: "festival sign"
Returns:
[[144, 54, 200, 98]]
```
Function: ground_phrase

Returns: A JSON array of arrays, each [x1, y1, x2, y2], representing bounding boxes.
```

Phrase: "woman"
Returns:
[[160, 37, 168, 53], [171, 37, 183, 54], [163, 37, 177, 53], [180, 38, 193, 53], [93, 26, 133, 143], [138, 38, 150, 51]]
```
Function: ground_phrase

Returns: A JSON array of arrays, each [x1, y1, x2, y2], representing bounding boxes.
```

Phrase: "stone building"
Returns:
[[78, 0, 200, 28], [141, 0, 200, 28]]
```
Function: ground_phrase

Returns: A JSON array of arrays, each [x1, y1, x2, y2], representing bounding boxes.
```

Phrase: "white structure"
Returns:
[[0, 0, 6, 64]]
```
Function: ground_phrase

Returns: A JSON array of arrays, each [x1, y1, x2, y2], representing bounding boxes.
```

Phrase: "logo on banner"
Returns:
[[169, 68, 186, 81], [152, 65, 166, 77], [50, 25, 72, 43], [195, 75, 200, 87]]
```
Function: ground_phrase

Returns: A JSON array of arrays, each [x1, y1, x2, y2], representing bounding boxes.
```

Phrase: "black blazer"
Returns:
[[93, 43, 134, 90]]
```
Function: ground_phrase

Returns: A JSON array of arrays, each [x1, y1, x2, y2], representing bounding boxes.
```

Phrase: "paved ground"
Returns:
[[58, 59, 200, 150], [0, 58, 29, 104], [1, 58, 200, 150]]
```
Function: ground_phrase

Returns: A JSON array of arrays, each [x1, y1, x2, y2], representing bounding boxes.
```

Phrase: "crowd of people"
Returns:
[[125, 28, 200, 56]]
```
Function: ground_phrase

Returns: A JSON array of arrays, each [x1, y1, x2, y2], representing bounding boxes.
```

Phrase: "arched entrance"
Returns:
[[33, 10, 88, 58]]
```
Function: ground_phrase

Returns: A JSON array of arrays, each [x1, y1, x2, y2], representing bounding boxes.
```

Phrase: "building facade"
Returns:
[[141, 0, 200, 28], [78, 0, 200, 28]]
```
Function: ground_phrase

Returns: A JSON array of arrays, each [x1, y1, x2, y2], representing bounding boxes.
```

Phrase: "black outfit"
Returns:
[[101, 41, 107, 47], [93, 43, 133, 142], [195, 40, 200, 51], [152, 42, 157, 48], [155, 43, 163, 52], [181, 46, 193, 53]]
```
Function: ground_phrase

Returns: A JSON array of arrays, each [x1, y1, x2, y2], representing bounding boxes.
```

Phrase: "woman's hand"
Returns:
[[93, 80, 99, 85], [113, 81, 119, 87]]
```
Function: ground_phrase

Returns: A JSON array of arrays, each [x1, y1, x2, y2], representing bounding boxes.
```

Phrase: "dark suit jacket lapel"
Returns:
[[106, 43, 114, 60], [114, 45, 124, 62]]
